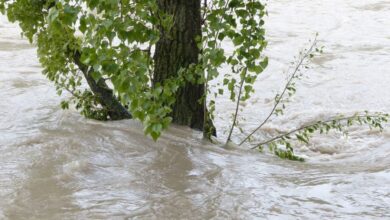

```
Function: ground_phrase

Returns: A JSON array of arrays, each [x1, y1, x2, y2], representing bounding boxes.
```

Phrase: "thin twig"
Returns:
[[251, 114, 385, 149], [239, 36, 318, 146], [226, 68, 247, 144]]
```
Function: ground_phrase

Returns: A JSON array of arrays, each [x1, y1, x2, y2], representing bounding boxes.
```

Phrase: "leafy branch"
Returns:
[[253, 112, 389, 161], [239, 35, 319, 146]]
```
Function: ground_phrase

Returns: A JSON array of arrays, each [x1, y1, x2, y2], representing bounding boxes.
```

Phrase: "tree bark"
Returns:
[[154, 0, 215, 135]]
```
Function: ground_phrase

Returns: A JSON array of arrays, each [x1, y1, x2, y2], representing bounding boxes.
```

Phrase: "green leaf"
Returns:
[[296, 134, 309, 144]]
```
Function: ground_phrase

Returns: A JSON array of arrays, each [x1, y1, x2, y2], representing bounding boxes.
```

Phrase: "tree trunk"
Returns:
[[154, 0, 215, 136]]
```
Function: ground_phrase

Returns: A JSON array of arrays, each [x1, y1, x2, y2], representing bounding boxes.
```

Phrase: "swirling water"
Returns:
[[0, 0, 389, 219]]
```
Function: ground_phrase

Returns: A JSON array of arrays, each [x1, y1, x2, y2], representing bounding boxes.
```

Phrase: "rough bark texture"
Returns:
[[154, 0, 214, 134], [73, 51, 132, 120]]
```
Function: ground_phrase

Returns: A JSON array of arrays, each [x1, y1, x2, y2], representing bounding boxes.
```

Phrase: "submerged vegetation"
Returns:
[[0, 0, 388, 161]]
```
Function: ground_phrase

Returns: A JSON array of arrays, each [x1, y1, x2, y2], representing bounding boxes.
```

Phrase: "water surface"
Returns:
[[1, 0, 390, 219]]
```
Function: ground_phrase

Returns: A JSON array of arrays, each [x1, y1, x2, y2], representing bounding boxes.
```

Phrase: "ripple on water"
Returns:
[[353, 1, 390, 11]]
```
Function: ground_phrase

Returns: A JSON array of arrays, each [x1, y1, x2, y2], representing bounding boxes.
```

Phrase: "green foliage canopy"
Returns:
[[0, 0, 267, 140]]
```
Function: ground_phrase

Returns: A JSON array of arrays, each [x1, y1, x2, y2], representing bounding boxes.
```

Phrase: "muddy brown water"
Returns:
[[1, 0, 390, 219]]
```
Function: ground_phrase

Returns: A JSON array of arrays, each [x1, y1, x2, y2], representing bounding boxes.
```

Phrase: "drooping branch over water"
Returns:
[[254, 112, 389, 161]]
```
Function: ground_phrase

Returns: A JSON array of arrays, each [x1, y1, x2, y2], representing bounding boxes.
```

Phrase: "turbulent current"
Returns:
[[1, 0, 390, 219]]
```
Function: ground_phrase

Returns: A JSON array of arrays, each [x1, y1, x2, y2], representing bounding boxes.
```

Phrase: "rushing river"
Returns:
[[1, 0, 390, 219]]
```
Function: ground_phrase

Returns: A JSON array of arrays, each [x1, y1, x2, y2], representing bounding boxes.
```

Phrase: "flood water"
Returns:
[[1, 0, 390, 219]]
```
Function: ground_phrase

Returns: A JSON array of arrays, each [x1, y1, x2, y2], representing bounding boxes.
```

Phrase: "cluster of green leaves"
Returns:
[[199, 0, 268, 140], [1, 0, 176, 139], [1, 0, 269, 140], [61, 90, 110, 120], [202, 0, 268, 97]]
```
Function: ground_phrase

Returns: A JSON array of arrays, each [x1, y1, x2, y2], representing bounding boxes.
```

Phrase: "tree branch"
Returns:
[[239, 36, 318, 146], [251, 113, 388, 149], [73, 50, 132, 120], [226, 68, 246, 144]]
